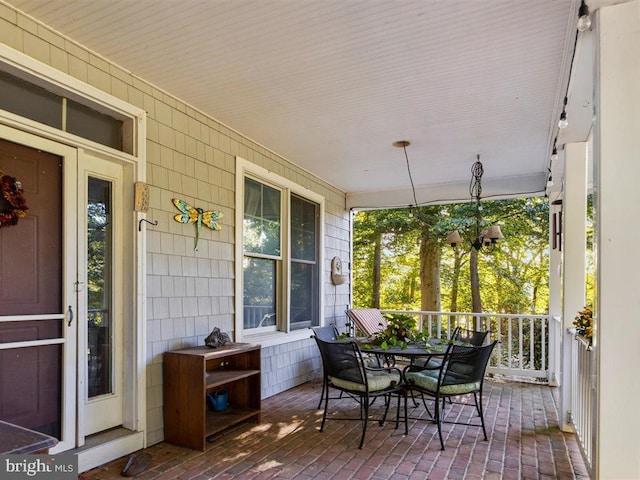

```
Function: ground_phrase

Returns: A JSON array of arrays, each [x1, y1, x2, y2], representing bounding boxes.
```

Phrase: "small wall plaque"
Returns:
[[134, 182, 149, 212]]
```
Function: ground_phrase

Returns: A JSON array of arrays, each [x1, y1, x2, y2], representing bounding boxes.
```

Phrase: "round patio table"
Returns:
[[354, 339, 455, 421], [355, 338, 451, 360]]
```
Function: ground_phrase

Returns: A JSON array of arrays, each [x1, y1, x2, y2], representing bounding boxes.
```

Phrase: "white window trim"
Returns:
[[235, 156, 325, 346]]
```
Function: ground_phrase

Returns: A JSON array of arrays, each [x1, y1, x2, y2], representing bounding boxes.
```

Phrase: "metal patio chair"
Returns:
[[404, 340, 498, 450], [314, 337, 408, 449], [311, 325, 341, 409]]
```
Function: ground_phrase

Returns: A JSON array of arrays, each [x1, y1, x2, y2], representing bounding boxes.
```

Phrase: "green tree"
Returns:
[[353, 197, 549, 315]]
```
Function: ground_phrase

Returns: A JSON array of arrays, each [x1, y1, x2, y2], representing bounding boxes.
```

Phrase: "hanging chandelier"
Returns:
[[446, 155, 503, 251]]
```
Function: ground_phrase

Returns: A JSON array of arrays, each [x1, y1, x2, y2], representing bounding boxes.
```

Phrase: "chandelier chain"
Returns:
[[469, 155, 483, 201]]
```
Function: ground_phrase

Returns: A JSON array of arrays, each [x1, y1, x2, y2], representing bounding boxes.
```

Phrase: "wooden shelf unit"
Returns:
[[163, 343, 261, 450]]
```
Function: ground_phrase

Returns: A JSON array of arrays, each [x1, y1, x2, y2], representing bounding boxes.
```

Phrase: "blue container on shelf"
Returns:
[[207, 388, 229, 412]]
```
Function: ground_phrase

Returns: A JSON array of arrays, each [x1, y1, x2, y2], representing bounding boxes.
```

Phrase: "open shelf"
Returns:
[[205, 406, 261, 437], [164, 343, 261, 450], [205, 369, 260, 389]]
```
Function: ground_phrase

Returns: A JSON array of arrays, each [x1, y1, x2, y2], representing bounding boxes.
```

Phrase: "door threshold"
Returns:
[[71, 428, 144, 473], [75, 426, 132, 452]]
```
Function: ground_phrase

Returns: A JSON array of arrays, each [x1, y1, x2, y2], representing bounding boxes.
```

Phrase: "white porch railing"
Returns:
[[569, 330, 595, 471], [380, 310, 557, 382]]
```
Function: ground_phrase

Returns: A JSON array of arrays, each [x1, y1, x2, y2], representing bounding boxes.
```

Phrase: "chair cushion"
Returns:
[[331, 369, 401, 392], [412, 357, 442, 369], [362, 354, 381, 368], [405, 370, 480, 395]]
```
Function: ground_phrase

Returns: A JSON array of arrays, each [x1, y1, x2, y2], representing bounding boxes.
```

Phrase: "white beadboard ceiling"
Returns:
[[5, 0, 592, 209]]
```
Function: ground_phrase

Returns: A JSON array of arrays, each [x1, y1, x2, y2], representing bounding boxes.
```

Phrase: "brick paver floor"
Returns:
[[80, 379, 589, 479]]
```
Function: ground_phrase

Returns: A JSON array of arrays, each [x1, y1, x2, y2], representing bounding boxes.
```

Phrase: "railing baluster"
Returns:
[[570, 334, 593, 470], [541, 317, 547, 372], [510, 316, 515, 370], [529, 316, 534, 371], [517, 316, 523, 370], [496, 316, 503, 370]]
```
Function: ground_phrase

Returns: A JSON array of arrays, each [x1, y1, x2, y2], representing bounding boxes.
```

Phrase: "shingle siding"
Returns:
[[1, 6, 351, 447]]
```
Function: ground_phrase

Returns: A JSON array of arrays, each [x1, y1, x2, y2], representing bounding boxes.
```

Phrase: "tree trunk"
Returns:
[[470, 247, 483, 314], [373, 233, 381, 308], [419, 236, 440, 312], [409, 275, 416, 304]]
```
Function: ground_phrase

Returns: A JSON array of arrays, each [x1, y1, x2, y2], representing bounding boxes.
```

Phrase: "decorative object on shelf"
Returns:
[[172, 198, 223, 250], [207, 388, 229, 412], [445, 155, 504, 251], [0, 170, 28, 228], [573, 306, 593, 341], [205, 327, 232, 348]]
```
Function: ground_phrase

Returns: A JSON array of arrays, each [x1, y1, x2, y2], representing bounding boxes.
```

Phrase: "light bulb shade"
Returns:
[[578, 1, 591, 31], [577, 15, 591, 31], [446, 230, 463, 246], [486, 225, 504, 241], [558, 111, 568, 129]]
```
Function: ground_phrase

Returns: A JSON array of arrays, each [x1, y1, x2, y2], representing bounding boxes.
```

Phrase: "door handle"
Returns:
[[67, 305, 74, 327]]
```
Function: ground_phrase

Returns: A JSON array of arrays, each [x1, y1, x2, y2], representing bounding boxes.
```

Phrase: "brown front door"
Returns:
[[0, 139, 63, 437]]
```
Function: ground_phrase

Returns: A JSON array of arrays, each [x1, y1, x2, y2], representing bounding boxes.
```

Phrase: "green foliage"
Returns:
[[586, 193, 595, 307], [353, 197, 550, 315], [365, 314, 431, 350], [573, 305, 593, 340], [87, 203, 108, 312], [353, 210, 423, 308]]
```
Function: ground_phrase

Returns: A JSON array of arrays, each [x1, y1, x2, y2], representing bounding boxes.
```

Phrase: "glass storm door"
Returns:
[[79, 154, 124, 436]]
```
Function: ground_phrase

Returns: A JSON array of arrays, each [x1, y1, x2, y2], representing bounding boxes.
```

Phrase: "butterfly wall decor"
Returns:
[[172, 199, 223, 251]]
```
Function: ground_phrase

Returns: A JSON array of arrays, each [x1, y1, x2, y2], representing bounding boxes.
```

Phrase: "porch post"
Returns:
[[595, 1, 640, 477], [559, 142, 588, 433]]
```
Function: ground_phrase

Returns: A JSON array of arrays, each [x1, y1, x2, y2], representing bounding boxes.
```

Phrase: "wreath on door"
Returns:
[[0, 170, 28, 228]]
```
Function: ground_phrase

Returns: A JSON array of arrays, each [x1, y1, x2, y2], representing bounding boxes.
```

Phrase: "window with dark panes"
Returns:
[[243, 177, 281, 330], [0, 70, 124, 152], [290, 194, 319, 330], [242, 176, 320, 333]]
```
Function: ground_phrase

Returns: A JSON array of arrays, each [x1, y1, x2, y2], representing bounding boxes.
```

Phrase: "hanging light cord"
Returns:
[[548, 5, 583, 186], [402, 144, 419, 208]]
